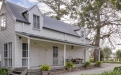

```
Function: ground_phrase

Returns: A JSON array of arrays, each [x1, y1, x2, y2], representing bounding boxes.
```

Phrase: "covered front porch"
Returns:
[[15, 33, 89, 69]]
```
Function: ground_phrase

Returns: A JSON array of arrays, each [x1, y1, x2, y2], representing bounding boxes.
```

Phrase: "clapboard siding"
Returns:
[[0, 2, 15, 68], [15, 22, 87, 44]]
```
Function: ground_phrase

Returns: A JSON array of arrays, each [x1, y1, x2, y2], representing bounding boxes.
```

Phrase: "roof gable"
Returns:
[[5, 1, 30, 23]]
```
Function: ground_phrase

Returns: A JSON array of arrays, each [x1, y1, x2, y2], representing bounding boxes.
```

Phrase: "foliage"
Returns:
[[40, 64, 51, 71], [65, 62, 74, 69], [90, 58, 94, 62], [100, 50, 104, 61], [102, 47, 112, 61], [114, 67, 119, 71], [84, 62, 91, 68], [0, 68, 9, 75], [95, 61, 102, 67], [82, 71, 121, 75], [116, 50, 121, 61]]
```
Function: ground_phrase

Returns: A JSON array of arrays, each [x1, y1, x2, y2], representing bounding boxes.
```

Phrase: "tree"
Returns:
[[103, 47, 112, 61], [116, 50, 121, 61], [38, 0, 121, 62], [100, 50, 104, 61]]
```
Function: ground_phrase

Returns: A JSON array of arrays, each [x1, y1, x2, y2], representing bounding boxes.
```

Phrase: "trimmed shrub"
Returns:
[[95, 61, 102, 67], [40, 64, 51, 71], [65, 62, 74, 69], [84, 62, 91, 68]]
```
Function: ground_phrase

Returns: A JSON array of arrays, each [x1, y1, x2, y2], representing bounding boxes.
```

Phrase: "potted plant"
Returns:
[[95, 61, 102, 67], [40, 64, 50, 75], [84, 62, 91, 69], [65, 62, 74, 72]]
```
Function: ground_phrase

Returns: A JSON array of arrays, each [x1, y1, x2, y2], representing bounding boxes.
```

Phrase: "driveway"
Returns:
[[56, 63, 121, 75]]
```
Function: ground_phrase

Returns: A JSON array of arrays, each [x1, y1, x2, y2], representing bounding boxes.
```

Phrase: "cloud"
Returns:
[[17, 2, 26, 7], [28, 0, 38, 2]]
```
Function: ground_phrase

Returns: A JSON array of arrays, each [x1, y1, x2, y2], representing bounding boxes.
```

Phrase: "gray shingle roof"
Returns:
[[5, 1, 80, 37]]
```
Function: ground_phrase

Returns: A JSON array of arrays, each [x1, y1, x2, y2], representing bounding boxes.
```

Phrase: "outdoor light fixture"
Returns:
[[19, 37, 21, 39]]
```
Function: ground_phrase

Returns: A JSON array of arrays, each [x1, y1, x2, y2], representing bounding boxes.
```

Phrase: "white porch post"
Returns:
[[28, 37, 30, 69], [98, 49, 100, 61], [64, 44, 66, 66]]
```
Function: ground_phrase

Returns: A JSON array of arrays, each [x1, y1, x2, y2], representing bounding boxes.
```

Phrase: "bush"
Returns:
[[40, 64, 51, 71], [84, 62, 91, 68], [65, 62, 74, 69], [90, 58, 94, 62], [114, 67, 119, 71], [95, 61, 102, 67], [0, 68, 9, 75]]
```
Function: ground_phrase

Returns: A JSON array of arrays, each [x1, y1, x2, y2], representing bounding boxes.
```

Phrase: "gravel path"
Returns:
[[56, 63, 121, 75]]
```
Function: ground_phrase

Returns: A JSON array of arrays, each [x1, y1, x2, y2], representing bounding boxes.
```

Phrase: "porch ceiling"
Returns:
[[16, 31, 98, 48]]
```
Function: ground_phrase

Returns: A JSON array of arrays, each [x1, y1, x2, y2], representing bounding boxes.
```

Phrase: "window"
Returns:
[[4, 42, 12, 67], [53, 46, 58, 65], [22, 43, 28, 66], [81, 31, 84, 41], [33, 15, 40, 29], [1, 14, 6, 30]]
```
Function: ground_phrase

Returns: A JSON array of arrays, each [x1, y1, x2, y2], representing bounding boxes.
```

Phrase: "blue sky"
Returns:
[[7, 0, 38, 8]]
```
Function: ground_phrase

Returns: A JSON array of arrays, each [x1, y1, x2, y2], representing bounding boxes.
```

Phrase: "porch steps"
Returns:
[[8, 67, 27, 75]]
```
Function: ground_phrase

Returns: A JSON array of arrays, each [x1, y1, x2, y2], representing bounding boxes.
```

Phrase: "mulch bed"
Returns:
[[49, 66, 99, 75]]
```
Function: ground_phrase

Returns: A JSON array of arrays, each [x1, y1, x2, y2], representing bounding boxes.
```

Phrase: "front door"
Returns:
[[53, 46, 58, 65]]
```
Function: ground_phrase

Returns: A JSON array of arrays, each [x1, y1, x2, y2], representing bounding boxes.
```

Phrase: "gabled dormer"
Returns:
[[75, 26, 86, 42], [23, 5, 44, 30]]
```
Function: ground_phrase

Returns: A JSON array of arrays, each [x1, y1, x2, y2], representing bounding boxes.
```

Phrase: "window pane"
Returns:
[[37, 16, 40, 29], [22, 59, 28, 66], [4, 51, 7, 57], [23, 51, 28, 57], [22, 43, 28, 50], [5, 59, 7, 66], [1, 15, 6, 30], [33, 15, 36, 28]]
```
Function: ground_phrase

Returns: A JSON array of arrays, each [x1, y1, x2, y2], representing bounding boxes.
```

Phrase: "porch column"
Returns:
[[98, 49, 100, 61], [64, 44, 66, 66], [28, 37, 30, 69]]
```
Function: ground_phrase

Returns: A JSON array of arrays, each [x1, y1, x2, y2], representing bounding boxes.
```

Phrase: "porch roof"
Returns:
[[16, 31, 98, 48]]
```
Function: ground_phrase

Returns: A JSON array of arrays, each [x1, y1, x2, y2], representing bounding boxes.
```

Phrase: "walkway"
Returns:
[[56, 63, 121, 75]]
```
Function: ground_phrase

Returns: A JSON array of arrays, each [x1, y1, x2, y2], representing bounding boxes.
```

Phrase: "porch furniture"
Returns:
[[66, 58, 83, 64]]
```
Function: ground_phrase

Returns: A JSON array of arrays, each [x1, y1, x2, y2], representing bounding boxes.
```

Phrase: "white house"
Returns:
[[0, 1, 94, 69]]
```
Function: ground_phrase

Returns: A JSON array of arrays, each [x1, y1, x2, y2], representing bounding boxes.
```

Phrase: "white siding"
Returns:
[[0, 2, 15, 68]]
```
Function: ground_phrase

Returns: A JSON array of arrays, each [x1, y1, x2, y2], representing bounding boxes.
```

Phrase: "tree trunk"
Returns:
[[94, 27, 100, 62], [94, 13, 101, 62]]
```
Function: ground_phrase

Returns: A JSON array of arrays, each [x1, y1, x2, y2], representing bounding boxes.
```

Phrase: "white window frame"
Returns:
[[1, 14, 6, 30], [22, 43, 28, 67], [4, 42, 12, 67], [33, 14, 40, 30]]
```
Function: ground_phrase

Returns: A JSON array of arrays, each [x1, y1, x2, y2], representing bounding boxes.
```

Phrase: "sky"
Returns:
[[5, 0, 51, 12]]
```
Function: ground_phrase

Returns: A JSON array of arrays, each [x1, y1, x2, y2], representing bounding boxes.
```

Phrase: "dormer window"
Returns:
[[33, 15, 40, 29], [81, 31, 84, 41], [1, 14, 6, 30]]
